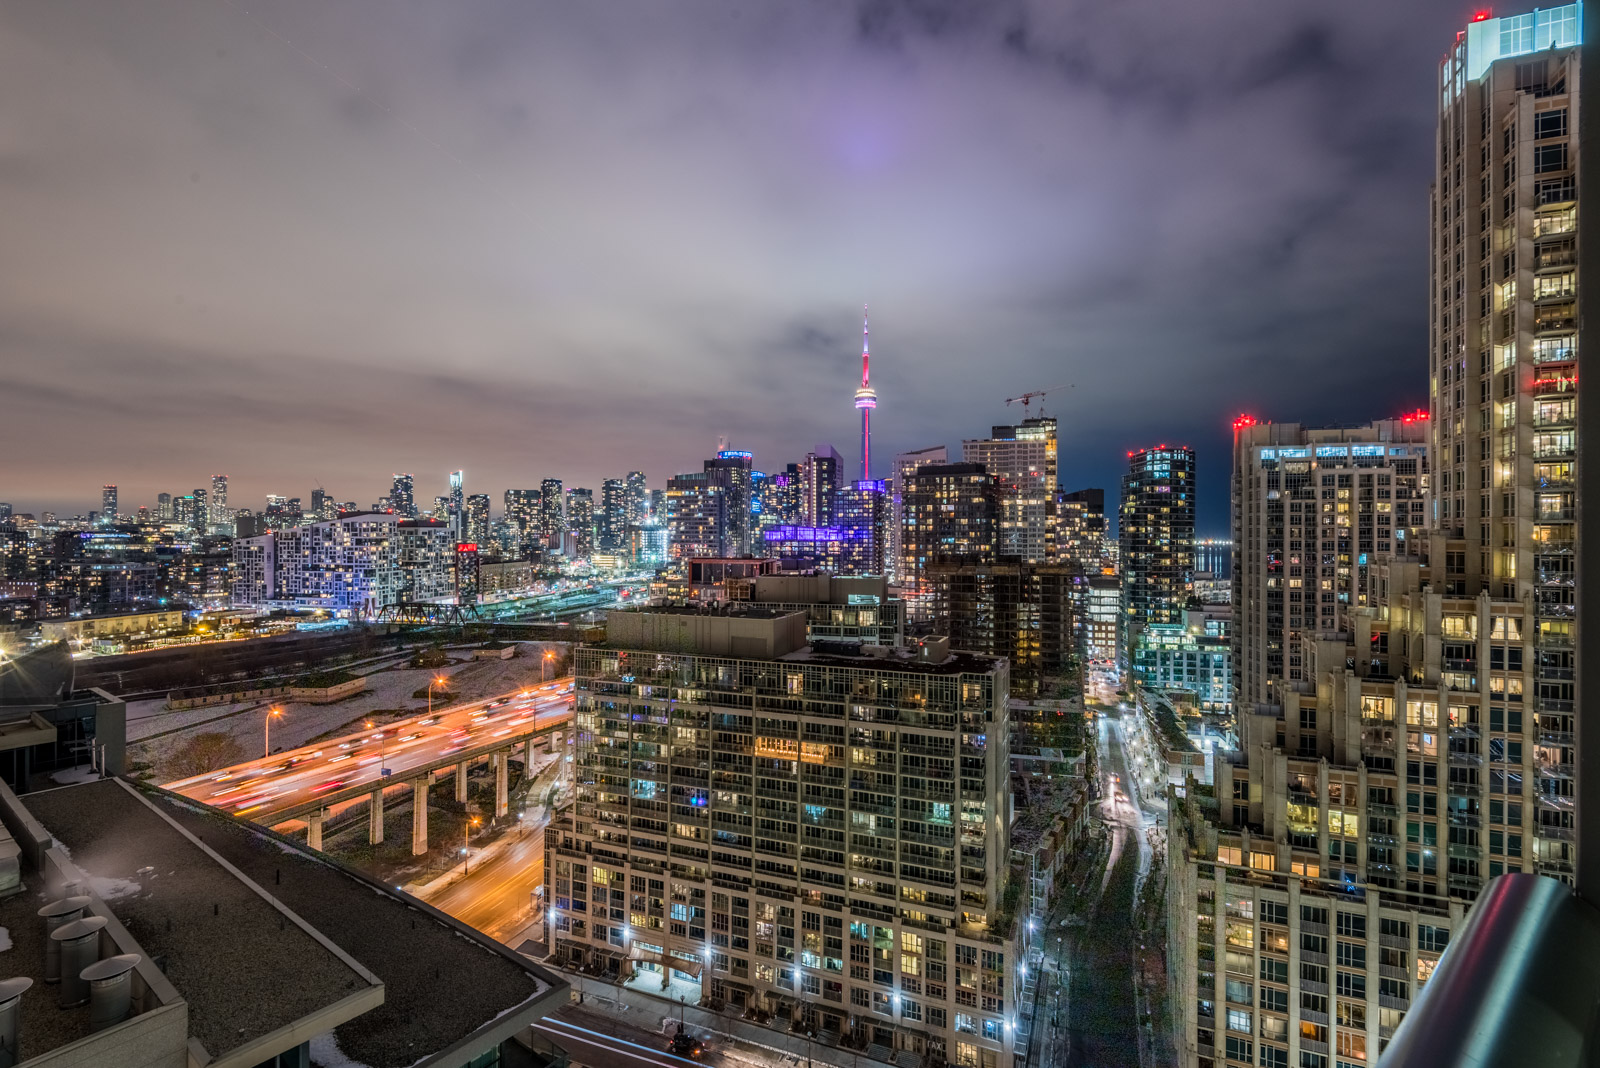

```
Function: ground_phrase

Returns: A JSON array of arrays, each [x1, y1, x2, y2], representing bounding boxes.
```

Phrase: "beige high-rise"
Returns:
[[1167, 8, 1581, 1068]]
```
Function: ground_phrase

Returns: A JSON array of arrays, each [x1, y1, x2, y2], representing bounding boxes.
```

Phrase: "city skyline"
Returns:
[[0, 0, 1462, 530]]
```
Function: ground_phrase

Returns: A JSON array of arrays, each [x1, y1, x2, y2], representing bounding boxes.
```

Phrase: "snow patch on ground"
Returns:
[[50, 767, 102, 786], [308, 1031, 401, 1068], [88, 876, 141, 901]]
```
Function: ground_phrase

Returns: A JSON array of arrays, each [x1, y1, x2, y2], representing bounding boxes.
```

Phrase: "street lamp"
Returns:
[[543, 649, 555, 681], [264, 707, 283, 758], [365, 720, 387, 776], [429, 675, 447, 715], [462, 815, 480, 873]]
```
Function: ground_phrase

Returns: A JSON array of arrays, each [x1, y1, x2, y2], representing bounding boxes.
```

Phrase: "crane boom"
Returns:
[[1004, 384, 1073, 418]]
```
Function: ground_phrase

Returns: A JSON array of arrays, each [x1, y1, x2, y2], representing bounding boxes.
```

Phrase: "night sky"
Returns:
[[3, 0, 1462, 533]]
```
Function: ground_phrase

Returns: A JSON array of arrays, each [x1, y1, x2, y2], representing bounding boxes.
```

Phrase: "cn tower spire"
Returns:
[[854, 304, 878, 480]]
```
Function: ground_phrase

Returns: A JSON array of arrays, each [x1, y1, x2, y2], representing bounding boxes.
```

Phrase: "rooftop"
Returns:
[[780, 642, 1002, 677], [25, 779, 375, 1062], [10, 777, 564, 1068]]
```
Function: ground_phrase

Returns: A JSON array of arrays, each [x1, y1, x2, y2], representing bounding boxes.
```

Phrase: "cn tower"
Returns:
[[854, 306, 877, 480]]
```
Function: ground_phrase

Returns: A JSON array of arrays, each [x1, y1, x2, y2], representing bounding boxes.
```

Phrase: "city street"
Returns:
[[1031, 713, 1155, 1068], [164, 677, 574, 822], [425, 747, 571, 941]]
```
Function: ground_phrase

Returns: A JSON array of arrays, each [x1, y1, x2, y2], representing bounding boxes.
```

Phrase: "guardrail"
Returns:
[[1378, 874, 1600, 1067]]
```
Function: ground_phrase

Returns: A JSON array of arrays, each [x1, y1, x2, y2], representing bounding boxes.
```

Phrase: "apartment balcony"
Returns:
[[1535, 305, 1577, 333], [1540, 730, 1576, 747], [1535, 823, 1576, 843], [1538, 758, 1574, 779]]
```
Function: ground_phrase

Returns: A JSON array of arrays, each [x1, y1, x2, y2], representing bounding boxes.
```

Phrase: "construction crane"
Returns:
[[1004, 384, 1072, 419]]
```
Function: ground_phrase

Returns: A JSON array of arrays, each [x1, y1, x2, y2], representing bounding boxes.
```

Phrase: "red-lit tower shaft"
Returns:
[[854, 307, 877, 480]]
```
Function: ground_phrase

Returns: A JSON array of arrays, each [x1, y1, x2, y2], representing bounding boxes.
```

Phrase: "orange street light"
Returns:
[[264, 707, 283, 759], [429, 675, 448, 716]]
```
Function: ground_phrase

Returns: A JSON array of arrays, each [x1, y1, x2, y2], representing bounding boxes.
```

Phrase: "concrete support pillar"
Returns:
[[369, 788, 385, 846], [456, 761, 469, 803], [495, 751, 509, 817], [412, 779, 429, 855], [522, 736, 533, 770], [307, 811, 325, 851]]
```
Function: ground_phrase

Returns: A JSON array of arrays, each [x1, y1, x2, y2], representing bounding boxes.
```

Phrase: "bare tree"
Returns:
[[167, 732, 246, 779]]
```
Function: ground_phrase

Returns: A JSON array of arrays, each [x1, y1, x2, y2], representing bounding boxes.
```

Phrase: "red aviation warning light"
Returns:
[[1400, 409, 1430, 425], [1232, 414, 1259, 431]]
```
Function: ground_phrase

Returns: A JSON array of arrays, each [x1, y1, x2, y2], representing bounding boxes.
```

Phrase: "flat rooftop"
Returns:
[[610, 604, 798, 620], [780, 644, 1002, 677], [143, 785, 554, 1067], [19, 778, 562, 1068], [26, 779, 373, 1062]]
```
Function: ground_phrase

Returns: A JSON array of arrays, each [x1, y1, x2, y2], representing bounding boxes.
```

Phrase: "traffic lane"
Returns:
[[182, 698, 572, 817], [537, 1015, 711, 1068], [426, 757, 566, 937], [166, 678, 572, 792], [431, 826, 544, 937], [166, 681, 572, 801]]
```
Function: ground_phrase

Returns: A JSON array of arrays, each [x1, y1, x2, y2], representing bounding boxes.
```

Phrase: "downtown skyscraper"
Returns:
[[539, 478, 564, 550], [1167, 9, 1582, 1068], [391, 473, 416, 519], [1119, 445, 1196, 668], [962, 417, 1058, 564]]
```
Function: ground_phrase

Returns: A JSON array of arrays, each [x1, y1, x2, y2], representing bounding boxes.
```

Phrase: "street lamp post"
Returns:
[[543, 650, 555, 681], [463, 816, 480, 873], [365, 720, 388, 776], [429, 675, 447, 716], [264, 706, 283, 759]]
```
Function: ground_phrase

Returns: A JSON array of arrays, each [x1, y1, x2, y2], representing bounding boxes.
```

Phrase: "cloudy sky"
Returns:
[[2, 0, 1462, 531]]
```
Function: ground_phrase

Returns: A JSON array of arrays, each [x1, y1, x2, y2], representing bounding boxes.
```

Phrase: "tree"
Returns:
[[167, 732, 246, 779]]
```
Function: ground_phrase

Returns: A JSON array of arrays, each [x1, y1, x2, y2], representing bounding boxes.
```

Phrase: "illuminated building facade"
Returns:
[[705, 451, 755, 557], [1119, 446, 1195, 668], [390, 473, 416, 519], [540, 479, 565, 549], [229, 513, 454, 615], [926, 560, 1075, 684], [464, 493, 490, 550], [802, 447, 842, 529], [1231, 419, 1429, 716], [890, 446, 948, 585], [900, 463, 999, 623], [600, 478, 628, 553], [961, 418, 1058, 564], [549, 607, 1018, 1066], [566, 488, 596, 558], [100, 486, 117, 526], [1169, 13, 1582, 1067], [449, 471, 465, 533], [625, 471, 649, 528], [665, 473, 727, 562], [504, 489, 541, 554]]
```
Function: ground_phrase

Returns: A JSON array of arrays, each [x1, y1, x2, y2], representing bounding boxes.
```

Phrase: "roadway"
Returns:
[[165, 677, 576, 824], [1052, 713, 1152, 1068], [425, 748, 571, 941]]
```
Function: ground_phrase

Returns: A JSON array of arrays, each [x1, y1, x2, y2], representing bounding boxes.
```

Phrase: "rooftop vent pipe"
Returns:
[[37, 897, 91, 984], [0, 977, 32, 1068], [82, 955, 140, 1032], [51, 916, 107, 1009]]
